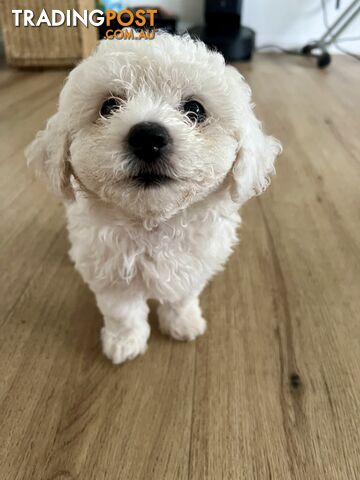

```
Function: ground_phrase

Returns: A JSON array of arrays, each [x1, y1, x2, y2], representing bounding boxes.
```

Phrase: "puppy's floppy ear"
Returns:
[[225, 66, 282, 205], [25, 112, 74, 201]]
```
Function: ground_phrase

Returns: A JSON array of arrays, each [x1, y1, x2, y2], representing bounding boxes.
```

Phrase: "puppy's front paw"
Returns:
[[101, 327, 148, 365], [158, 300, 207, 341]]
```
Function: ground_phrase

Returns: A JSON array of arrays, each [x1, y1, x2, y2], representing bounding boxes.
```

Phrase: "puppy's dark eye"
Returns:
[[100, 98, 121, 117], [183, 100, 206, 123]]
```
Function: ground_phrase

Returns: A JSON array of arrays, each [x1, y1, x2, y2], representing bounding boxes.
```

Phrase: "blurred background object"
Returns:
[[0, 0, 98, 67], [243, 0, 360, 55], [100, 0, 125, 9], [301, 0, 360, 66], [189, 0, 255, 61], [0, 0, 359, 68]]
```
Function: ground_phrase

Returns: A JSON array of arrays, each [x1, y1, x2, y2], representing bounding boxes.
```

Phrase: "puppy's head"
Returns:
[[26, 33, 281, 220]]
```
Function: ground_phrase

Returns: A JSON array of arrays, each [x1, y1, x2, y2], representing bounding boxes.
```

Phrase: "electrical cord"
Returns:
[[256, 45, 301, 55]]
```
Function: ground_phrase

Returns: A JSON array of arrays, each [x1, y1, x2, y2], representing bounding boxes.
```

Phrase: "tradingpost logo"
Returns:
[[11, 7, 158, 40]]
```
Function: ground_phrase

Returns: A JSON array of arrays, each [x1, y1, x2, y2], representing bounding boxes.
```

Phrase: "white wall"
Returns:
[[127, 0, 360, 54], [243, 0, 360, 52]]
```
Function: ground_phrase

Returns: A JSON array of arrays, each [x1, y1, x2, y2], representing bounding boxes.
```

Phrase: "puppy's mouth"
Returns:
[[127, 155, 176, 188], [129, 172, 174, 188]]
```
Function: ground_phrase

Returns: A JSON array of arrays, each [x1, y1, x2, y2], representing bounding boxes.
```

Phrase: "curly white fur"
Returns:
[[26, 33, 281, 364]]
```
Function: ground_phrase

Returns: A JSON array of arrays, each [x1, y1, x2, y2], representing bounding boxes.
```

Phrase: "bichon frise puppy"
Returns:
[[26, 33, 281, 365]]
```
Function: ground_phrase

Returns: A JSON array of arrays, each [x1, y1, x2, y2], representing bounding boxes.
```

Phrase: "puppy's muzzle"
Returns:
[[128, 122, 170, 162]]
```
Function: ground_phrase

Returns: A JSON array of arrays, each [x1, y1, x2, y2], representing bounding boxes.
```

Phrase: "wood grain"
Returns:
[[0, 54, 359, 480]]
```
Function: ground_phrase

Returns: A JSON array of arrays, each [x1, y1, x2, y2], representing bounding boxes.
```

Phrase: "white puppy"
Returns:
[[26, 33, 281, 364]]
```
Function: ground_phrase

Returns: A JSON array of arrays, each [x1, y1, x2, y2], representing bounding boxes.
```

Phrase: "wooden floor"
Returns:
[[1, 54, 359, 480]]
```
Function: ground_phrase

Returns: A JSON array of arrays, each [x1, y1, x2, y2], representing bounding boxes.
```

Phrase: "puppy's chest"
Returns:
[[69, 209, 239, 299], [90, 224, 205, 285]]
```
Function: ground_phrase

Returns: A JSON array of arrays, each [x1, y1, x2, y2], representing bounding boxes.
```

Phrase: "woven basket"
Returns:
[[0, 0, 98, 67]]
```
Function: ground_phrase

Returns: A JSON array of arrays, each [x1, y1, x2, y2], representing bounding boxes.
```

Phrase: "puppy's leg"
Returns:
[[158, 296, 206, 341], [96, 290, 150, 364]]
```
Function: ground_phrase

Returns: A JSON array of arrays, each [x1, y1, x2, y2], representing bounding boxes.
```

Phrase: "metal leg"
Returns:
[[302, 0, 360, 68]]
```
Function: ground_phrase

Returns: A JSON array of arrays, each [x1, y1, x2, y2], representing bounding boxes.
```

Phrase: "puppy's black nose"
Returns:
[[128, 122, 170, 162]]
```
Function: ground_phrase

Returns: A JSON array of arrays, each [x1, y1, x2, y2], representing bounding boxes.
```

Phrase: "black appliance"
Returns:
[[189, 0, 255, 61]]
